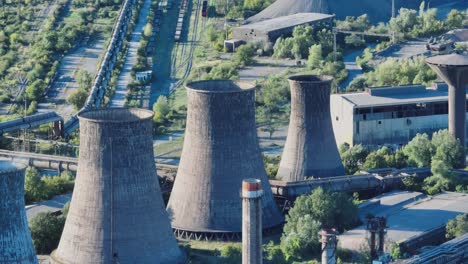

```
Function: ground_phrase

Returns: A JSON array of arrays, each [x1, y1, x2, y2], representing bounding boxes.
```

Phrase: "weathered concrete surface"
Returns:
[[277, 75, 345, 181], [51, 108, 183, 264], [242, 179, 263, 264], [167, 80, 283, 234], [339, 192, 468, 252], [0, 161, 38, 264]]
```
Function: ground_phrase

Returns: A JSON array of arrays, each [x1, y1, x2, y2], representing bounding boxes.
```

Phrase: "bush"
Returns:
[[220, 244, 242, 264], [29, 212, 66, 254]]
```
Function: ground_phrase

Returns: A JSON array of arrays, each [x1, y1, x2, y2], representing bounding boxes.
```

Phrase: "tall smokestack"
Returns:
[[0, 161, 38, 264], [167, 80, 283, 240], [426, 54, 468, 168], [277, 75, 345, 181], [50, 108, 184, 264], [242, 179, 263, 264], [320, 228, 338, 264]]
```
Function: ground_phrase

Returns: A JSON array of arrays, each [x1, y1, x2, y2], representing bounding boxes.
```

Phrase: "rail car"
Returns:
[[201, 0, 208, 17]]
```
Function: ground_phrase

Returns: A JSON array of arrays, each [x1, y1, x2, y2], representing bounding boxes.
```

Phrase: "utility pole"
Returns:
[[391, 0, 396, 44]]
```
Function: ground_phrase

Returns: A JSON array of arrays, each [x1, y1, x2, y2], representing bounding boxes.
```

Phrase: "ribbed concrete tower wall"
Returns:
[[167, 80, 283, 235], [0, 161, 38, 264], [277, 75, 345, 181], [51, 108, 183, 264]]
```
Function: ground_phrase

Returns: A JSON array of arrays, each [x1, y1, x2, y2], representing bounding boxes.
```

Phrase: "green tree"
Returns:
[[220, 244, 242, 264], [446, 10, 464, 29], [281, 188, 358, 260], [362, 151, 387, 170], [75, 69, 92, 92], [233, 44, 255, 66], [340, 144, 370, 174], [403, 133, 433, 167], [143, 22, 153, 38], [307, 44, 322, 69], [25, 80, 46, 101], [446, 214, 468, 239], [24, 167, 45, 203], [67, 89, 88, 110], [152, 96, 170, 123], [29, 212, 66, 254]]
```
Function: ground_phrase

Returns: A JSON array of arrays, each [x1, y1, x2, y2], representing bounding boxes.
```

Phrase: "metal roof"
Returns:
[[238, 12, 335, 33], [334, 85, 468, 108]]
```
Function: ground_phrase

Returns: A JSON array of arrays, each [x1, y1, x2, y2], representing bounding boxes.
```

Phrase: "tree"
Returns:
[[220, 244, 242, 264], [152, 96, 170, 124], [446, 214, 468, 239], [75, 69, 92, 92], [362, 152, 387, 170], [29, 212, 66, 254], [431, 130, 465, 169], [446, 10, 464, 29], [307, 44, 322, 69], [67, 89, 88, 110], [340, 144, 369, 174], [403, 133, 433, 167], [281, 188, 358, 260], [24, 167, 45, 203], [26, 80, 46, 101], [143, 22, 153, 38], [233, 44, 255, 66]]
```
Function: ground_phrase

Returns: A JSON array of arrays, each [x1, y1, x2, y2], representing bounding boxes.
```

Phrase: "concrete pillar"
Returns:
[[242, 179, 263, 264], [320, 228, 338, 264], [426, 54, 468, 168]]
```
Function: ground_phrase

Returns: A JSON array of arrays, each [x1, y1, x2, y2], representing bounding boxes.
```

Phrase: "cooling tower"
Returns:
[[167, 80, 283, 240], [0, 161, 38, 264], [277, 75, 345, 181], [50, 108, 184, 264]]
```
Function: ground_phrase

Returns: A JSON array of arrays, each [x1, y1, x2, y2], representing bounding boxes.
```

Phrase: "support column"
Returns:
[[320, 228, 338, 264]]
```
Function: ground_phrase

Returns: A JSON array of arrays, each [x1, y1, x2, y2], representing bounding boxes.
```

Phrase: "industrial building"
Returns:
[[167, 80, 283, 240], [277, 75, 344, 181], [232, 13, 334, 44], [51, 108, 184, 264], [330, 83, 468, 147], [0, 161, 38, 264]]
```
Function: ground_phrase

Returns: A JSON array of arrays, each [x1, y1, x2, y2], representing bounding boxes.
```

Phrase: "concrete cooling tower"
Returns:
[[50, 108, 184, 264], [167, 80, 283, 240], [246, 0, 440, 23], [277, 75, 345, 181], [0, 161, 38, 264]]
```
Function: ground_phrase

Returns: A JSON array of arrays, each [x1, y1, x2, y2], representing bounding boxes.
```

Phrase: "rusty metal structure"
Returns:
[[50, 108, 184, 264], [366, 216, 387, 260], [167, 80, 283, 240], [320, 228, 339, 264], [0, 161, 38, 264], [277, 75, 345, 181], [426, 53, 468, 168], [242, 179, 263, 264]]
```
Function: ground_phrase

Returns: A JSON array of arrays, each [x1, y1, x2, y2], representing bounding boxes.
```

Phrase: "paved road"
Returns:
[[25, 193, 72, 220], [38, 36, 105, 121], [110, 0, 152, 107]]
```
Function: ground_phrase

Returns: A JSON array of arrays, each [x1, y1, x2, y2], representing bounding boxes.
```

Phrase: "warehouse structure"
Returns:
[[0, 161, 38, 264], [232, 13, 334, 44], [330, 83, 468, 147], [167, 80, 283, 240], [277, 75, 344, 181], [51, 108, 183, 264]]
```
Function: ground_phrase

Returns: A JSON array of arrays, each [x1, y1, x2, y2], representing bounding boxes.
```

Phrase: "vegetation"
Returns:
[[29, 203, 68, 254], [446, 214, 468, 239], [68, 69, 92, 110], [280, 188, 358, 260], [24, 167, 74, 204]]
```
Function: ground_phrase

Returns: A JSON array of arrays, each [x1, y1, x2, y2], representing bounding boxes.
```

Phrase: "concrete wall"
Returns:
[[330, 94, 355, 147], [0, 162, 38, 264], [51, 109, 183, 264]]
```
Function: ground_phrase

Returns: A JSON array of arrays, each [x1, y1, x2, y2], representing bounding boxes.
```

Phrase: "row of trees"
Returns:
[[339, 129, 468, 195], [24, 167, 74, 204]]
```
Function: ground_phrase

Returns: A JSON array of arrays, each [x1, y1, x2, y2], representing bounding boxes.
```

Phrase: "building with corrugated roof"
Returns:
[[330, 83, 468, 147], [232, 13, 334, 44]]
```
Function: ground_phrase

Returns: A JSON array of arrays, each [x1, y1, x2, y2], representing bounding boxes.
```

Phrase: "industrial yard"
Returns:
[[0, 0, 468, 264]]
